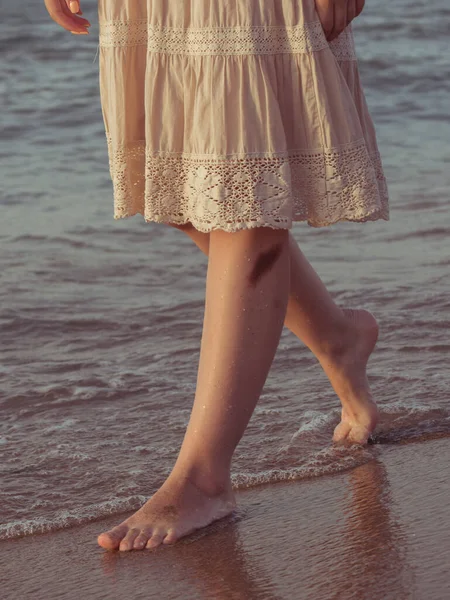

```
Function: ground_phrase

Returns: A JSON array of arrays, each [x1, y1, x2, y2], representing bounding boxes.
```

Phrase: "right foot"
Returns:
[[318, 308, 379, 444], [97, 473, 236, 551]]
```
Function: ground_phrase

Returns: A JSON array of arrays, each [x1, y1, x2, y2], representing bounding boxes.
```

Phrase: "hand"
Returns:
[[314, 0, 365, 42], [44, 0, 91, 35]]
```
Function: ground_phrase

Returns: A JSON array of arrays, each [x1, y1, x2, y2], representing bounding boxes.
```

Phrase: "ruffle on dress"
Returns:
[[98, 0, 389, 231]]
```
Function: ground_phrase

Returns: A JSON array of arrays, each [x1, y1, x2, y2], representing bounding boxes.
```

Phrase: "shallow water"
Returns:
[[1, 0, 450, 541], [3, 440, 450, 600]]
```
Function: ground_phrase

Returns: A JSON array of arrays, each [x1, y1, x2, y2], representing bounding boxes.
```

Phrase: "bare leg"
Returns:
[[98, 227, 290, 551], [172, 224, 379, 444]]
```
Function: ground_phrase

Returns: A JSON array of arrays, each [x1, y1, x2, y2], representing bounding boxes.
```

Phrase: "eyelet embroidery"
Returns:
[[105, 136, 389, 231], [99, 20, 356, 60]]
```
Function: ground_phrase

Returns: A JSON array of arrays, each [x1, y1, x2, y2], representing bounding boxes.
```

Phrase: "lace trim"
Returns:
[[105, 136, 389, 231], [329, 28, 357, 61], [99, 20, 355, 59]]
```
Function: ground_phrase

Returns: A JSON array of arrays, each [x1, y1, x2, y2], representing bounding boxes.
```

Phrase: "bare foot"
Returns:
[[319, 308, 379, 444], [97, 474, 236, 551]]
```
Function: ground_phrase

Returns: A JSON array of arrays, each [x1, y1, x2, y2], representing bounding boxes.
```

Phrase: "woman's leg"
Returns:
[[98, 227, 290, 552], [173, 224, 379, 444]]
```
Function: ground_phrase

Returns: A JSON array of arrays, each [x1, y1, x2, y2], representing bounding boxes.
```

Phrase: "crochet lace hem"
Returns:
[[105, 137, 389, 231]]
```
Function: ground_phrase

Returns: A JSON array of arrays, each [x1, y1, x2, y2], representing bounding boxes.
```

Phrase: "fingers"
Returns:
[[68, 1, 80, 13], [67, 1, 83, 16], [314, 0, 334, 41], [68, 0, 83, 16], [62, 0, 90, 30], [355, 0, 366, 17], [328, 1, 348, 42], [327, 0, 364, 43], [45, 0, 90, 34], [315, 0, 350, 43], [347, 0, 357, 23]]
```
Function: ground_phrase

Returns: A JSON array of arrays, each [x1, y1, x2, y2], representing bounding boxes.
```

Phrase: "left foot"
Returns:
[[318, 308, 379, 444], [97, 473, 236, 551]]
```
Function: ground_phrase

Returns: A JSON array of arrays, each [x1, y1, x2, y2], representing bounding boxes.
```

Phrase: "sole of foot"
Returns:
[[97, 476, 236, 551], [320, 308, 380, 445]]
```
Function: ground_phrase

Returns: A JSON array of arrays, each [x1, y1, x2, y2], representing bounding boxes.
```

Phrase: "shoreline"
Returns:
[[3, 437, 450, 600]]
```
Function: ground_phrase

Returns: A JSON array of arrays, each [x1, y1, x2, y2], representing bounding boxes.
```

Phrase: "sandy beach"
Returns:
[[2, 2, 450, 599], [3, 437, 450, 600]]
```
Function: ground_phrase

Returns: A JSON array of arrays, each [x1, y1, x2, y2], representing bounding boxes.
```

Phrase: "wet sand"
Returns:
[[3, 437, 450, 600], [2, 2, 450, 598]]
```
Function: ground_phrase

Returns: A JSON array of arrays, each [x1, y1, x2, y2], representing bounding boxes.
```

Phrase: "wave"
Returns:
[[2, 403, 449, 540], [0, 495, 148, 541], [232, 445, 374, 489], [0, 447, 373, 541]]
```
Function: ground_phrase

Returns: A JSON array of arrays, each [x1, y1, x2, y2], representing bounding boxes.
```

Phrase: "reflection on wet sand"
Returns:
[[100, 515, 281, 600], [177, 524, 282, 600], [99, 460, 413, 599], [334, 459, 412, 599]]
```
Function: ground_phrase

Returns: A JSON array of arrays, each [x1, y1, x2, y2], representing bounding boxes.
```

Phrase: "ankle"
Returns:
[[171, 458, 233, 498], [317, 324, 357, 362]]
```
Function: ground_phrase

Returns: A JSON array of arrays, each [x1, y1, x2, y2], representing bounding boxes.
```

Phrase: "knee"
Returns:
[[249, 240, 286, 286], [250, 229, 289, 283], [210, 227, 289, 286]]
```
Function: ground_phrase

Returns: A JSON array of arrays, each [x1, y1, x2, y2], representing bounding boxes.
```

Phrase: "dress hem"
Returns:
[[113, 206, 390, 233]]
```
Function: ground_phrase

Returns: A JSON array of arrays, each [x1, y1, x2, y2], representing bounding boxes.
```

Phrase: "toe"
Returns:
[[333, 421, 351, 443], [97, 525, 129, 550], [119, 528, 140, 551], [145, 531, 166, 550], [163, 529, 180, 545], [348, 425, 370, 445], [133, 530, 152, 550]]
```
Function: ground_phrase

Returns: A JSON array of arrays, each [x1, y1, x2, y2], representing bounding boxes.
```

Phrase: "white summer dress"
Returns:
[[97, 0, 389, 232]]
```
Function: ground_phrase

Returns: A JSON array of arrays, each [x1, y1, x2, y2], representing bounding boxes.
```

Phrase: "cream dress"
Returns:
[[98, 0, 389, 232]]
